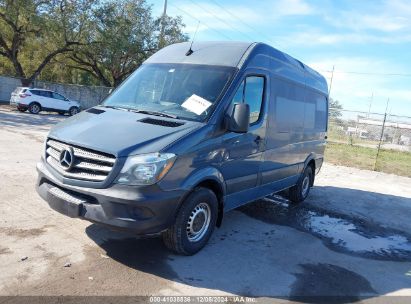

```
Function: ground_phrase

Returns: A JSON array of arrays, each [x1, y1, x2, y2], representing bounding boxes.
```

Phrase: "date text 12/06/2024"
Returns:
[[149, 296, 257, 303]]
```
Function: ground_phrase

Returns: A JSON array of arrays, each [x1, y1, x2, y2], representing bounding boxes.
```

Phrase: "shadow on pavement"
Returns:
[[0, 105, 65, 132], [85, 186, 411, 302]]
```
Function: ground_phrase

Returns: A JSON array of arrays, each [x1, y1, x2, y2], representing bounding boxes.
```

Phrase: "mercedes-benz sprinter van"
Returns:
[[36, 42, 328, 255]]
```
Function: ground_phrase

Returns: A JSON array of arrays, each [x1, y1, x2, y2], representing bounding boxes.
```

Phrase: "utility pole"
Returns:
[[159, 0, 168, 49], [368, 92, 373, 117], [384, 98, 390, 114], [374, 98, 390, 171], [328, 65, 335, 98]]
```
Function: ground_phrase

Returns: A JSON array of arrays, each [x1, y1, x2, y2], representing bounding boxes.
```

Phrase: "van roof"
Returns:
[[145, 41, 253, 67], [145, 41, 328, 96]]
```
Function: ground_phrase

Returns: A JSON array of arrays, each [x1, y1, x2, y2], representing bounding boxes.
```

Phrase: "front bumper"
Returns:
[[36, 161, 185, 235]]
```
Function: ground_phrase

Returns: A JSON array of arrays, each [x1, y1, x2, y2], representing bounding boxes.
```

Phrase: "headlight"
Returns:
[[116, 153, 176, 185]]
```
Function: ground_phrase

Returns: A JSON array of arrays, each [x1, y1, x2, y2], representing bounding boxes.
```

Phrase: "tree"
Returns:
[[69, 0, 188, 87], [156, 15, 188, 50], [329, 98, 343, 118], [0, 0, 95, 86]]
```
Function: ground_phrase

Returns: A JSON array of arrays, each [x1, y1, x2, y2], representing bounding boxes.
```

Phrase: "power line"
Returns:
[[187, 0, 255, 41], [168, 2, 233, 41], [320, 70, 411, 77], [170, 2, 411, 79], [209, 0, 278, 46]]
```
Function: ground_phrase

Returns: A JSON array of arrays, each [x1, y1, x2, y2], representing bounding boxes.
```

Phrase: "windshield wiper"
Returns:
[[129, 109, 179, 119], [102, 105, 179, 119], [101, 105, 128, 111]]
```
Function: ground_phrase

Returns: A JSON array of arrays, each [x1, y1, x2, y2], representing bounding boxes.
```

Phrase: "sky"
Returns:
[[148, 0, 411, 117]]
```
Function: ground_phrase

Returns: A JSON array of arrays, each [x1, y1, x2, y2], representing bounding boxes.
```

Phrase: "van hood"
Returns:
[[48, 106, 203, 157]]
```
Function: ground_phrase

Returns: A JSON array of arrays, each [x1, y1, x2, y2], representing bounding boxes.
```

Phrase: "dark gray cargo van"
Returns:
[[36, 42, 328, 255]]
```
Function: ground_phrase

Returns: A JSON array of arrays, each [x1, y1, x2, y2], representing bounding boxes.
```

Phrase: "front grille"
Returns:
[[45, 139, 116, 182]]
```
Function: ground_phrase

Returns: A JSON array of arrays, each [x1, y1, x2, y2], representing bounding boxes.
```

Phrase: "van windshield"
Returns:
[[103, 63, 236, 121]]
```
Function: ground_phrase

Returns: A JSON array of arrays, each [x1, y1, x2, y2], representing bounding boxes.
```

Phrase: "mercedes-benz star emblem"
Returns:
[[59, 147, 75, 171]]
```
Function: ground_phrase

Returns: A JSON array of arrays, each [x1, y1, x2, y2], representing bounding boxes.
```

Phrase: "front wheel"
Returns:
[[289, 166, 313, 204], [68, 107, 79, 116], [162, 187, 218, 255]]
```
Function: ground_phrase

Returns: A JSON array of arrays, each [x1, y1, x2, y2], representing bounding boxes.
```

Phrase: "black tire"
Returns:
[[162, 187, 218, 255], [68, 107, 79, 116], [289, 166, 313, 204], [28, 103, 41, 114]]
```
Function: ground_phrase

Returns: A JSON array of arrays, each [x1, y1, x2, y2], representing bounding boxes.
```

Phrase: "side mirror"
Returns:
[[227, 103, 250, 133]]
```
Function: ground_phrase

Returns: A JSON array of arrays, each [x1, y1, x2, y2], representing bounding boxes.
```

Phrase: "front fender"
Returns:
[[177, 166, 226, 227], [180, 166, 226, 196]]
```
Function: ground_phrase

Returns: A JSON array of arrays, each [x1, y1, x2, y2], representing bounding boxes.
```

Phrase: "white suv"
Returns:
[[10, 87, 81, 116]]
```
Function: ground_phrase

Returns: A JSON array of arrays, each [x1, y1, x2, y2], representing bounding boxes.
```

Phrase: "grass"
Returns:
[[325, 142, 411, 178]]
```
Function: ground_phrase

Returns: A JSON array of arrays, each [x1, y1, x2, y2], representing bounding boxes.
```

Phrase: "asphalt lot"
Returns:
[[1, 104, 411, 302]]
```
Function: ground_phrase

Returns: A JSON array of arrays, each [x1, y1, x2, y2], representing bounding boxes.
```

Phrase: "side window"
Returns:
[[232, 81, 244, 104], [274, 80, 306, 133], [38, 91, 51, 98], [244, 77, 264, 124], [276, 97, 305, 132], [52, 92, 66, 101], [29, 90, 39, 96], [315, 95, 327, 131], [232, 76, 264, 125], [304, 90, 328, 132]]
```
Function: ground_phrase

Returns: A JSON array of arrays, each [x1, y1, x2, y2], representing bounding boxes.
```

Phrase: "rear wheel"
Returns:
[[28, 103, 41, 114], [289, 165, 313, 204], [68, 107, 79, 116], [162, 187, 218, 255]]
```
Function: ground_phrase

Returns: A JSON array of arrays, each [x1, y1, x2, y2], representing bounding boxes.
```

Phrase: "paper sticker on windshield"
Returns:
[[181, 94, 212, 115]]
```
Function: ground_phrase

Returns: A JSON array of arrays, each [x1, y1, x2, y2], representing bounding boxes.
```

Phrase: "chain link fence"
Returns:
[[327, 108, 411, 177]]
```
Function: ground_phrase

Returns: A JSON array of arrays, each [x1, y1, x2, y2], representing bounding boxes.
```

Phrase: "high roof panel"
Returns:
[[144, 41, 253, 67], [144, 41, 328, 95]]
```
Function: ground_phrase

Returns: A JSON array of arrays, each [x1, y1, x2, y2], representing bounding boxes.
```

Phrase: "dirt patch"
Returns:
[[0, 246, 12, 255], [0, 225, 53, 239], [12, 239, 176, 296]]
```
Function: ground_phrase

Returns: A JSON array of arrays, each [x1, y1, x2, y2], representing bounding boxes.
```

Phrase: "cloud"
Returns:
[[171, 0, 411, 46], [323, 0, 411, 33], [169, 0, 315, 36], [278, 30, 411, 46], [271, 0, 314, 16]]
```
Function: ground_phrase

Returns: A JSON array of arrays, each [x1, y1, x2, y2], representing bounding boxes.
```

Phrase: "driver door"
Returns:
[[220, 72, 269, 211]]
